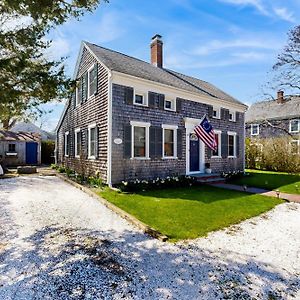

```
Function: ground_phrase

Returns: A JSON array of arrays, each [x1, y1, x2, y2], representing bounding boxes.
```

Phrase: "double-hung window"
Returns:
[[162, 125, 178, 158], [134, 92, 147, 106], [291, 140, 300, 155], [164, 99, 175, 111], [8, 143, 16, 153], [290, 120, 300, 133], [251, 124, 259, 136], [88, 64, 97, 98], [229, 110, 236, 122], [64, 132, 70, 157], [88, 124, 97, 159], [212, 130, 221, 157], [130, 121, 150, 159], [212, 107, 220, 119], [74, 128, 81, 158], [228, 131, 237, 157]]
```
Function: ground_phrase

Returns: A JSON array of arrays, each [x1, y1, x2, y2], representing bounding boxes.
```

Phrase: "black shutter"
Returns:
[[156, 127, 163, 158], [84, 128, 89, 158], [95, 64, 98, 94], [125, 87, 134, 105], [72, 92, 76, 109], [159, 94, 165, 109], [207, 105, 213, 118], [82, 73, 88, 102], [221, 132, 228, 158], [71, 129, 75, 157], [78, 130, 82, 157], [149, 127, 156, 158], [235, 112, 240, 122], [207, 146, 212, 159], [177, 129, 183, 159], [78, 78, 82, 104], [124, 125, 132, 158], [95, 126, 99, 159], [148, 92, 155, 108], [236, 135, 240, 158], [176, 98, 182, 113]]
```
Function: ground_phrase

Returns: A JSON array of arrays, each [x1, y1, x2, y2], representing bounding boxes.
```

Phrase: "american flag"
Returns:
[[194, 116, 217, 151]]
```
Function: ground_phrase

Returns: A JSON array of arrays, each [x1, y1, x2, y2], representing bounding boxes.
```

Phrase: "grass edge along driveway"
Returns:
[[231, 169, 300, 195], [98, 185, 282, 242]]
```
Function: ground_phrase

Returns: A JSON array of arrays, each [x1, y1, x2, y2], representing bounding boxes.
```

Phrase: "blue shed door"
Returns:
[[26, 142, 38, 165]]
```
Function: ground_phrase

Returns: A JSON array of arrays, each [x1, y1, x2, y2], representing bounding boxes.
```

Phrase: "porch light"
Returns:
[[275, 189, 280, 198]]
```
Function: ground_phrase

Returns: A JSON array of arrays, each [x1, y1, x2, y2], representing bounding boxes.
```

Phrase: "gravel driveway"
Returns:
[[0, 175, 299, 300]]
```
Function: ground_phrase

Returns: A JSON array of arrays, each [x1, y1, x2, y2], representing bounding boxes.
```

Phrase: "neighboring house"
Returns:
[[246, 91, 300, 154], [0, 131, 41, 167], [11, 121, 56, 141], [56, 34, 247, 186]]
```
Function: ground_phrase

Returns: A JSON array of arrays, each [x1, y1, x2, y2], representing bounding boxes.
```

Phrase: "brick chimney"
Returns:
[[277, 90, 285, 104], [151, 34, 163, 68]]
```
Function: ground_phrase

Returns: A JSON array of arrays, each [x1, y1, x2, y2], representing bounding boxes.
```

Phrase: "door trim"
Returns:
[[185, 118, 205, 175]]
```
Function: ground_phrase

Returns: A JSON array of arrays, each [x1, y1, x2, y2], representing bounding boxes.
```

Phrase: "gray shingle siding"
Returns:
[[111, 83, 244, 184], [57, 47, 109, 181]]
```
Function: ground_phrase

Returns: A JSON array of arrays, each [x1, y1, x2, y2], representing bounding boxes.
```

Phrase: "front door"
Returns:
[[26, 142, 38, 165], [189, 133, 200, 172]]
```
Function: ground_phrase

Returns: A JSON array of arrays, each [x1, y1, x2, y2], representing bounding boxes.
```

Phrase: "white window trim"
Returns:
[[87, 64, 96, 99], [162, 124, 178, 159], [133, 90, 148, 107], [211, 130, 221, 158], [164, 99, 176, 112], [212, 107, 220, 119], [74, 128, 81, 158], [88, 123, 97, 159], [251, 124, 260, 136], [227, 131, 237, 158], [290, 140, 300, 155], [64, 131, 69, 157], [229, 110, 236, 122], [289, 119, 300, 133], [130, 121, 150, 159]]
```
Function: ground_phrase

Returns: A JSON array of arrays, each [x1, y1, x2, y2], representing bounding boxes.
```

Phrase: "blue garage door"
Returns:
[[26, 142, 38, 165]]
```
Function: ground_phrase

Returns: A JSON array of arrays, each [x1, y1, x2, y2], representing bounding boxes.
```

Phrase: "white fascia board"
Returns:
[[111, 71, 247, 112]]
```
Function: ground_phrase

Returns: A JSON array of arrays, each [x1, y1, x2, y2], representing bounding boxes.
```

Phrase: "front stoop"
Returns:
[[192, 173, 226, 184]]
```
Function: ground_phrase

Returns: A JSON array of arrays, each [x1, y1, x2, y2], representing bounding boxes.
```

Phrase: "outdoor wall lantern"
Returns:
[[275, 189, 280, 198]]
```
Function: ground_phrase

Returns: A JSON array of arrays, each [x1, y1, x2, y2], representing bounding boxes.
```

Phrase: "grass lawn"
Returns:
[[231, 169, 300, 195], [98, 186, 282, 242]]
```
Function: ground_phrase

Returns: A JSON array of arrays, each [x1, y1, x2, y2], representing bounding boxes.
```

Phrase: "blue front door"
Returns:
[[189, 133, 200, 172], [26, 142, 38, 165]]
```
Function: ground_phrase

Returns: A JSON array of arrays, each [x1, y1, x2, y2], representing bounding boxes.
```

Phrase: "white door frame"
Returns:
[[185, 118, 205, 175]]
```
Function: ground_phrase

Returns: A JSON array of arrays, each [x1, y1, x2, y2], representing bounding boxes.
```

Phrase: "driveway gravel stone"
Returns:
[[0, 175, 299, 300]]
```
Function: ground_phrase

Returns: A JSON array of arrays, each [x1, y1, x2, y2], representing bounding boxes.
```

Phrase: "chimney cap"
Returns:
[[151, 34, 162, 41]]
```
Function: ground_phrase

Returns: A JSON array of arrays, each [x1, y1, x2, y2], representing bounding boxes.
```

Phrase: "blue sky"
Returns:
[[41, 0, 300, 131]]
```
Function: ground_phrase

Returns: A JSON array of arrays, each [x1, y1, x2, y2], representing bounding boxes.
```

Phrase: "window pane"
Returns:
[[135, 95, 143, 104], [8, 144, 16, 152], [291, 120, 299, 132], [134, 127, 146, 157], [165, 100, 172, 109], [228, 135, 234, 156], [164, 129, 174, 157], [212, 134, 219, 156], [89, 66, 97, 96], [90, 128, 96, 156]]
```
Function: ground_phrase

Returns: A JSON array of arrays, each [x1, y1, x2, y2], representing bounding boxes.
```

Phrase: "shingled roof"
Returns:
[[84, 41, 245, 107], [0, 131, 40, 142], [245, 95, 300, 123]]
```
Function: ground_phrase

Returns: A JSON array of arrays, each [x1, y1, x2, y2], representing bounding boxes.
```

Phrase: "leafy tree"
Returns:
[[0, 0, 108, 129], [273, 25, 300, 92]]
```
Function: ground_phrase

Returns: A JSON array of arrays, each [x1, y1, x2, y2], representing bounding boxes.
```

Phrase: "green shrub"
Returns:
[[87, 176, 104, 187], [50, 164, 58, 170], [117, 175, 197, 192], [58, 166, 66, 173]]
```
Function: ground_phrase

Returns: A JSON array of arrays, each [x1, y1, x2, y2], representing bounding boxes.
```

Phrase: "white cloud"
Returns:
[[50, 37, 71, 58], [96, 12, 125, 43], [219, 0, 269, 15], [191, 38, 278, 56], [273, 7, 295, 23]]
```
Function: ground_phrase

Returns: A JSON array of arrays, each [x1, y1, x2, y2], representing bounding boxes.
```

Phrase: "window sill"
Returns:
[[251, 134, 259, 136], [212, 116, 220, 119], [228, 156, 237, 159], [211, 156, 221, 158], [6, 152, 18, 156], [164, 108, 176, 112], [162, 156, 178, 160], [64, 155, 69, 157], [75, 155, 80, 158], [289, 131, 299, 134], [133, 102, 148, 107], [130, 157, 150, 160], [88, 156, 96, 160]]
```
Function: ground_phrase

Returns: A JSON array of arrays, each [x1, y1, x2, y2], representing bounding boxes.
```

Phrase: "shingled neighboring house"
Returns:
[[246, 91, 300, 154], [56, 35, 247, 186]]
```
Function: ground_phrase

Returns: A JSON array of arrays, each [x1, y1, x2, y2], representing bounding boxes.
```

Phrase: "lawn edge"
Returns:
[[55, 173, 168, 242]]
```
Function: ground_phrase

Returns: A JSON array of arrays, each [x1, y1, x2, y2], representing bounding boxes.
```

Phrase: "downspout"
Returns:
[[107, 71, 113, 187]]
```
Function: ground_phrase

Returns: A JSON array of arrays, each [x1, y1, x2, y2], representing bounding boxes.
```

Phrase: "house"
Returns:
[[11, 121, 56, 141], [246, 91, 300, 154], [56, 35, 247, 186], [0, 131, 41, 167]]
